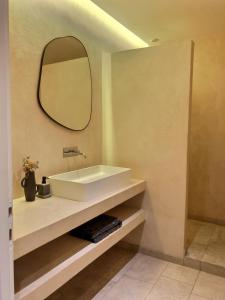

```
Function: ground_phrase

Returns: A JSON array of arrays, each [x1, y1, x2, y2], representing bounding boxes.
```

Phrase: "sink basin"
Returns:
[[49, 165, 131, 201]]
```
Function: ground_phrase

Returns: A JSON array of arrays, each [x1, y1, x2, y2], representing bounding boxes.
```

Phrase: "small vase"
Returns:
[[21, 171, 37, 201]]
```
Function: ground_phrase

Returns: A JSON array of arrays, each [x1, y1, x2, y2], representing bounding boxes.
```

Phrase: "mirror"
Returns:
[[38, 36, 92, 131]]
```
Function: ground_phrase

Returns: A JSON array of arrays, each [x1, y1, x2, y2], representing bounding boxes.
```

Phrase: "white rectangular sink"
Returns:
[[49, 165, 131, 201]]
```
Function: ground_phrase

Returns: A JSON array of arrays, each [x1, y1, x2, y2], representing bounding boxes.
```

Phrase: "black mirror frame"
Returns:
[[37, 36, 93, 131]]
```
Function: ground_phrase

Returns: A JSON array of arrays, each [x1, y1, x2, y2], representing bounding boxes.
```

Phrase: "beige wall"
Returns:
[[188, 37, 225, 224], [10, 0, 102, 198], [110, 41, 193, 258]]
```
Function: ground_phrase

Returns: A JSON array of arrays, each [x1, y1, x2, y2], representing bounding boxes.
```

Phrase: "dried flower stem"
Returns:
[[22, 156, 39, 174]]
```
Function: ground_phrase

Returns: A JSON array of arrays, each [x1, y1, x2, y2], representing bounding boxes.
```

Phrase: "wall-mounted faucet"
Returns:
[[63, 147, 87, 159]]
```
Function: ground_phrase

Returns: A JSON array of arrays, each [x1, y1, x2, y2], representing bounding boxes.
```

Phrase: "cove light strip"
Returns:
[[70, 0, 149, 49]]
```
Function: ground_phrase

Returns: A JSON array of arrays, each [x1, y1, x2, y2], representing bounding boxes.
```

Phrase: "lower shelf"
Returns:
[[14, 206, 145, 300]]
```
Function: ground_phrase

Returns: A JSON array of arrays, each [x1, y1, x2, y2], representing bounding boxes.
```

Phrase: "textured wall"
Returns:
[[111, 41, 193, 258], [188, 37, 225, 224], [10, 0, 102, 198]]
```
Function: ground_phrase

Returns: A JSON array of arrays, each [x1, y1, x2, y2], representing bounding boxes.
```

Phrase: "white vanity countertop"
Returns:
[[13, 179, 145, 260]]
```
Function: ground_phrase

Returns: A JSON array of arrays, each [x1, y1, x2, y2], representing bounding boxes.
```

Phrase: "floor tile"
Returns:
[[103, 275, 153, 300], [193, 223, 216, 246], [187, 220, 215, 247], [186, 242, 207, 260], [211, 225, 225, 242], [146, 276, 193, 300], [186, 219, 225, 276], [193, 271, 225, 300], [187, 220, 203, 247], [92, 280, 115, 300], [189, 294, 210, 300], [125, 253, 168, 283], [163, 262, 199, 285], [111, 252, 140, 282], [202, 241, 225, 267]]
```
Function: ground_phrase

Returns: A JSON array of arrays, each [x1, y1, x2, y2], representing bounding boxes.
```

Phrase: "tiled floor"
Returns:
[[185, 219, 225, 276], [48, 245, 225, 300]]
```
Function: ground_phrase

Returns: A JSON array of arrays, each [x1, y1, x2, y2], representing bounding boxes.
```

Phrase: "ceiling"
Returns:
[[92, 0, 225, 43]]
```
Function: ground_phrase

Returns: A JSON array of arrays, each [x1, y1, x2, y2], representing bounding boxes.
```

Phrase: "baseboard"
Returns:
[[139, 247, 184, 265], [188, 214, 225, 226], [117, 241, 225, 278], [117, 241, 183, 265]]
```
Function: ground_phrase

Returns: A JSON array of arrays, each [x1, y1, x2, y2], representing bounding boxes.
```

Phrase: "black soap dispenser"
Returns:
[[37, 176, 51, 199]]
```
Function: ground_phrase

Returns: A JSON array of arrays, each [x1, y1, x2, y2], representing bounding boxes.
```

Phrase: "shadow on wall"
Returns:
[[122, 190, 170, 260], [188, 37, 225, 224]]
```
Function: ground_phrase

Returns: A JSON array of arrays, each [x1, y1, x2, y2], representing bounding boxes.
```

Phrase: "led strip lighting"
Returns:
[[68, 0, 149, 49]]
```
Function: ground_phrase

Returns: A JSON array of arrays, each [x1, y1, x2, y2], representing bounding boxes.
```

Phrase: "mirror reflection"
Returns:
[[38, 36, 92, 131]]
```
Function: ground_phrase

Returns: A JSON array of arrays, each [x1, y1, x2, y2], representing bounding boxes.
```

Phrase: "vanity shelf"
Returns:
[[14, 179, 145, 259], [14, 206, 145, 300]]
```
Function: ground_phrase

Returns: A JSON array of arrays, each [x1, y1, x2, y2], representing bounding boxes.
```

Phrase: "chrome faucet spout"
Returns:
[[63, 147, 87, 159], [80, 152, 87, 159]]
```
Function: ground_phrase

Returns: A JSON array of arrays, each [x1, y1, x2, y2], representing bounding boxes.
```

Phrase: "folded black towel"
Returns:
[[89, 224, 122, 243], [70, 214, 122, 243]]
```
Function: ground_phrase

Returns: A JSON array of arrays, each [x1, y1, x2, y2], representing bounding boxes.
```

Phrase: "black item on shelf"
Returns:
[[36, 176, 51, 199], [70, 214, 122, 243], [21, 171, 37, 202]]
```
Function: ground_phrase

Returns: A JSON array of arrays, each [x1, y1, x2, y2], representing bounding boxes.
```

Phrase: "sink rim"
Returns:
[[49, 165, 131, 185]]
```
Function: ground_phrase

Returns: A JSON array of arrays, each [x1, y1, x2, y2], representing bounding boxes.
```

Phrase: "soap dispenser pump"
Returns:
[[37, 176, 51, 199]]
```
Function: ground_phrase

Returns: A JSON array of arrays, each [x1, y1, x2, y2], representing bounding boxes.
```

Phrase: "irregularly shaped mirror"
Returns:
[[38, 36, 92, 130]]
